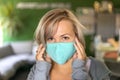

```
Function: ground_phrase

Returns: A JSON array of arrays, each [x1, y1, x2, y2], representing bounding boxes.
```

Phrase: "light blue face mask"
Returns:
[[46, 42, 76, 65]]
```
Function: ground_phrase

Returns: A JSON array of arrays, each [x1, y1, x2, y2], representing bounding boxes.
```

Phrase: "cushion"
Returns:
[[0, 45, 14, 58], [11, 41, 33, 54], [0, 54, 34, 79]]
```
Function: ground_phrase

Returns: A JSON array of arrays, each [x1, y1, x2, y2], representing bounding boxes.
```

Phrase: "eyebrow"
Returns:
[[60, 33, 71, 37]]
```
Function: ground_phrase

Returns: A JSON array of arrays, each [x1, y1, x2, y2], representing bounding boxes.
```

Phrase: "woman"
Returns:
[[27, 8, 111, 80]]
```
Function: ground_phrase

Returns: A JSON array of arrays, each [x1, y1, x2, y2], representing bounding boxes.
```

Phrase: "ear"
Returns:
[[45, 54, 52, 63], [72, 52, 78, 60]]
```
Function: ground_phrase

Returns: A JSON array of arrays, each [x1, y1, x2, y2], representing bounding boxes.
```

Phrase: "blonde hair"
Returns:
[[35, 8, 86, 48]]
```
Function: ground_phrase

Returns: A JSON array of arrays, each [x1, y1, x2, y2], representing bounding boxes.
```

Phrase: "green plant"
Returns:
[[0, 2, 22, 36]]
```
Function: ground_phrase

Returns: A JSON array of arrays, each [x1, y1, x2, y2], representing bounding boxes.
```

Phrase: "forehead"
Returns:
[[56, 19, 74, 34], [45, 19, 75, 38]]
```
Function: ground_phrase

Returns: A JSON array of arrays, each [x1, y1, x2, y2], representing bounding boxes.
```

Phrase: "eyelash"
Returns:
[[47, 37, 53, 41], [63, 36, 70, 40], [47, 36, 70, 42]]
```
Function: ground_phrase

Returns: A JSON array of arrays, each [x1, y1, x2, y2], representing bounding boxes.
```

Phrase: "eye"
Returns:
[[47, 37, 54, 41], [62, 36, 70, 40]]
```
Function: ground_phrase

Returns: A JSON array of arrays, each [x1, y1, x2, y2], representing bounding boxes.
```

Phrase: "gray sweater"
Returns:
[[27, 57, 111, 80]]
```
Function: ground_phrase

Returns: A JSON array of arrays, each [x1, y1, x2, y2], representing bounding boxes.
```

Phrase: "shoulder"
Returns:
[[30, 61, 51, 73], [89, 57, 109, 70], [89, 57, 111, 79]]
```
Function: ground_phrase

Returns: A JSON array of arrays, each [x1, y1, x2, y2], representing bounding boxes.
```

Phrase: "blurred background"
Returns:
[[0, 0, 120, 80]]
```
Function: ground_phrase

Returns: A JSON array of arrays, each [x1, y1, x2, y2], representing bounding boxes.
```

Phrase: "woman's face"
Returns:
[[46, 20, 76, 43]]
